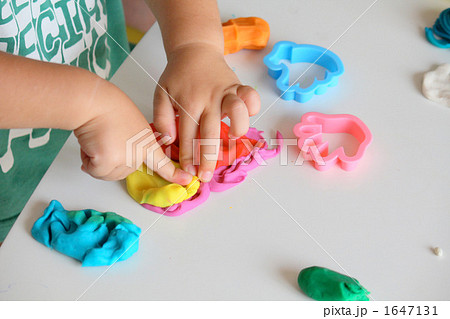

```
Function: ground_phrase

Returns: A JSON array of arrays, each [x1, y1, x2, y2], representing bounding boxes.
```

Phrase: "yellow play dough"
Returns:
[[126, 163, 200, 208], [126, 26, 145, 45]]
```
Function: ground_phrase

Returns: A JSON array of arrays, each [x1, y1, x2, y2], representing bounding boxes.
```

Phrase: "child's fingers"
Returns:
[[221, 93, 249, 138], [145, 144, 193, 185], [153, 86, 177, 144], [236, 85, 261, 117], [178, 112, 200, 177], [80, 149, 89, 172], [80, 149, 114, 178], [198, 110, 221, 182], [80, 141, 192, 185]]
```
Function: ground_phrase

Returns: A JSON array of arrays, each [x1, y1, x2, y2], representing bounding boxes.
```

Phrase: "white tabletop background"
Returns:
[[0, 0, 449, 300]]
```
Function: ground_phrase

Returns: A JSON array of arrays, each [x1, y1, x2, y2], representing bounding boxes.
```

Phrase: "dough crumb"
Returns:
[[433, 247, 443, 257]]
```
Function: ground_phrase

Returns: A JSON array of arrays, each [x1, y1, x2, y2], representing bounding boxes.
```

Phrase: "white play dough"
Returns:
[[422, 64, 450, 107], [433, 247, 443, 257]]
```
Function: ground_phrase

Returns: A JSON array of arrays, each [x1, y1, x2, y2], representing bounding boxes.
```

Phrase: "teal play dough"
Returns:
[[31, 200, 141, 267], [298, 266, 370, 301]]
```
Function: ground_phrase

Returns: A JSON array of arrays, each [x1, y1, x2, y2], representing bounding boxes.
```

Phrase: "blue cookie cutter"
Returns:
[[263, 41, 344, 103]]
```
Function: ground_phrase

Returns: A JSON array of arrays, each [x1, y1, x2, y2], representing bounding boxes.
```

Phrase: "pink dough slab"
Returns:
[[293, 112, 372, 171], [209, 128, 283, 192]]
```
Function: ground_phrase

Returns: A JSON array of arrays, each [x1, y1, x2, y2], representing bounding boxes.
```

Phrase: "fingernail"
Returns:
[[161, 134, 172, 145], [178, 170, 193, 184], [185, 164, 197, 176], [198, 171, 213, 182], [228, 134, 238, 140]]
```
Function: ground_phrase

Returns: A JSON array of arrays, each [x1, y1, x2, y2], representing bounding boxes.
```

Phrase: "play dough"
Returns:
[[434, 247, 443, 257], [127, 121, 282, 216], [425, 8, 450, 49], [152, 120, 259, 169], [141, 182, 211, 217], [126, 162, 200, 207], [209, 128, 282, 192], [422, 63, 450, 107], [31, 200, 141, 267], [298, 266, 370, 301]]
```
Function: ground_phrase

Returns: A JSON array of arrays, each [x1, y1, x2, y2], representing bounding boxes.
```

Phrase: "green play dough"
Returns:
[[298, 266, 370, 301]]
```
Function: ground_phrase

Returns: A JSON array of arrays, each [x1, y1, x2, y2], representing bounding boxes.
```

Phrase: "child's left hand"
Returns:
[[152, 43, 261, 182]]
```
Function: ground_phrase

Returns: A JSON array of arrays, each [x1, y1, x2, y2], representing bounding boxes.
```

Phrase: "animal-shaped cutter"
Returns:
[[293, 112, 372, 171], [264, 41, 344, 103]]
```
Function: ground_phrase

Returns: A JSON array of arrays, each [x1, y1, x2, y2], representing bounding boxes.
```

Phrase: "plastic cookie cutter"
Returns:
[[222, 17, 270, 55], [293, 112, 372, 171], [425, 8, 450, 49], [263, 41, 344, 103]]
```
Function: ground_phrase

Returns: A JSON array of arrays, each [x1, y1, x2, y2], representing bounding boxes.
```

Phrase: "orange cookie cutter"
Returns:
[[222, 17, 270, 55]]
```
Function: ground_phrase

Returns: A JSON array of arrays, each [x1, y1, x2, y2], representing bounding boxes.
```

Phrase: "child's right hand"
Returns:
[[74, 78, 193, 184]]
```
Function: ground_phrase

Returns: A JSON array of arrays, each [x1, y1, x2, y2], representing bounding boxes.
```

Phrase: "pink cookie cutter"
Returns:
[[293, 112, 372, 171]]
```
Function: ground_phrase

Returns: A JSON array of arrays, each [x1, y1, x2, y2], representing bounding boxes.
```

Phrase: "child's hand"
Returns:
[[74, 79, 193, 184], [0, 51, 192, 185], [152, 43, 261, 182]]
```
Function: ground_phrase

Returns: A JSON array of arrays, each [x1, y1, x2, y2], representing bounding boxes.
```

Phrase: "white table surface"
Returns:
[[1, 0, 449, 301]]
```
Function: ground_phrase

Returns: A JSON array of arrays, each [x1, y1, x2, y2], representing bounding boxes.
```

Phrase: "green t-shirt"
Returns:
[[0, 0, 130, 241]]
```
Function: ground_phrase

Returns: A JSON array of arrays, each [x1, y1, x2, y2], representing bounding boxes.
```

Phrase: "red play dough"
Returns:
[[150, 118, 258, 169]]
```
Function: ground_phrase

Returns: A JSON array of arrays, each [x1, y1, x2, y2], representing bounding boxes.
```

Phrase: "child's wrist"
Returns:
[[166, 41, 223, 61], [72, 70, 139, 130], [69, 70, 117, 129]]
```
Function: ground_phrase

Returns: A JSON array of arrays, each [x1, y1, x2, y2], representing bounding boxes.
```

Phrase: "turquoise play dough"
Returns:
[[31, 200, 141, 267], [425, 8, 450, 49]]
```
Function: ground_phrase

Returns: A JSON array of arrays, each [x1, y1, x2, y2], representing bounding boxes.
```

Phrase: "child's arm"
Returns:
[[146, 0, 261, 182], [0, 51, 192, 184]]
